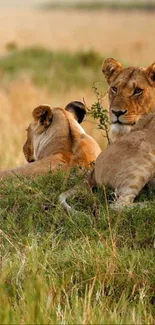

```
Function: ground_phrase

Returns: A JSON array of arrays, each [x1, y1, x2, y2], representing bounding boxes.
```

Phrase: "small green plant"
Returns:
[[87, 83, 110, 144]]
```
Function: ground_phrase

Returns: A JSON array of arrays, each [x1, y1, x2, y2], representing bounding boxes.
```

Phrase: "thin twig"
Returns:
[[87, 83, 110, 144]]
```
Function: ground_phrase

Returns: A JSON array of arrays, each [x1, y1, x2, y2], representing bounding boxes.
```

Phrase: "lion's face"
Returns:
[[102, 58, 155, 141], [23, 101, 86, 163]]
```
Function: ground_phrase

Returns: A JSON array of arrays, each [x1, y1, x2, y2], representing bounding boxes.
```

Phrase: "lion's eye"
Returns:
[[111, 86, 117, 94], [133, 88, 143, 95]]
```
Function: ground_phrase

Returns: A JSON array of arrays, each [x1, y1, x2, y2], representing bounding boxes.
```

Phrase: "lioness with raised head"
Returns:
[[59, 60, 155, 211], [90, 59, 155, 208], [0, 101, 101, 180], [102, 58, 155, 142], [60, 114, 155, 211], [88, 114, 155, 209]]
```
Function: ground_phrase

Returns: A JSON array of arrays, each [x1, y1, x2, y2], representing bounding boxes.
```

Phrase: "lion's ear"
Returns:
[[32, 105, 53, 127], [65, 101, 86, 123], [102, 58, 122, 84], [145, 62, 155, 85]]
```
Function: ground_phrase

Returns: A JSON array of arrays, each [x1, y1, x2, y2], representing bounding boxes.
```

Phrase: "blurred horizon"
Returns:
[[0, 0, 155, 9]]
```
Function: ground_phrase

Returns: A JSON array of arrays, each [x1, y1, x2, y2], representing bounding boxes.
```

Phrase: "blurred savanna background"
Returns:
[[0, 0, 155, 168]]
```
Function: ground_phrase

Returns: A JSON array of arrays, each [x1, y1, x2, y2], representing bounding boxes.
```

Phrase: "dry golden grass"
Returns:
[[0, 76, 50, 168]]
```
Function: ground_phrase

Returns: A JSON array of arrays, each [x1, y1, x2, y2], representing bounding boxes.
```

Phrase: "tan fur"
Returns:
[[89, 114, 155, 208], [102, 58, 155, 142], [0, 103, 101, 180]]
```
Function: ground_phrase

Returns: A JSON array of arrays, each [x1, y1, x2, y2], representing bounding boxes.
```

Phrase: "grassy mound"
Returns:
[[0, 168, 155, 323]]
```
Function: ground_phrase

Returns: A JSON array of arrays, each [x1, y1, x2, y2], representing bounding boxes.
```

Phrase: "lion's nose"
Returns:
[[112, 109, 127, 118]]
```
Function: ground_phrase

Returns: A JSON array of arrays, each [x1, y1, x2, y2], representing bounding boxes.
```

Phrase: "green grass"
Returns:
[[42, 1, 155, 11], [0, 46, 104, 91], [0, 168, 155, 324]]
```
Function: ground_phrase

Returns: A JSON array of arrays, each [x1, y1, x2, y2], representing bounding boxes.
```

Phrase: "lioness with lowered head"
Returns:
[[0, 101, 101, 180]]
